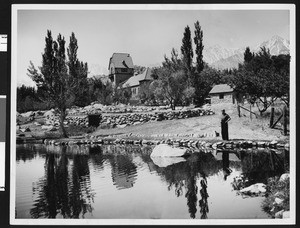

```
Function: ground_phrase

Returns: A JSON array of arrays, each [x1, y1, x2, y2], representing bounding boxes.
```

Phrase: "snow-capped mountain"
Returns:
[[254, 35, 290, 55], [205, 35, 290, 70]]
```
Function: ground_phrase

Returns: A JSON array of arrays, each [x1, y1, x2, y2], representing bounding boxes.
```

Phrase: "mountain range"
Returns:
[[203, 35, 290, 70]]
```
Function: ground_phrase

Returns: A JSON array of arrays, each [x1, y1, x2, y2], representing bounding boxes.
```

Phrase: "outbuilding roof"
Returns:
[[108, 53, 134, 69], [122, 68, 153, 88], [209, 84, 234, 94]]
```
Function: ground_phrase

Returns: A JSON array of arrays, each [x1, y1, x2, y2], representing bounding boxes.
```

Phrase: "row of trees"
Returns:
[[231, 47, 290, 115], [148, 21, 207, 109], [137, 21, 233, 109]]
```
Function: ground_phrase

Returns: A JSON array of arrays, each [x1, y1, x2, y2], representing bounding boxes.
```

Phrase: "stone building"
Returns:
[[108, 53, 134, 87], [121, 68, 153, 103], [209, 84, 236, 104]]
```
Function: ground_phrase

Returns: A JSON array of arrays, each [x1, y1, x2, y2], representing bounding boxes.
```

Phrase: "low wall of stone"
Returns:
[[37, 136, 289, 151], [64, 108, 215, 128]]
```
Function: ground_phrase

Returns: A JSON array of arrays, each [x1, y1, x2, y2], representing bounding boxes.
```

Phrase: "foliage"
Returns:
[[88, 77, 113, 105], [113, 84, 132, 104], [151, 65, 192, 110], [262, 176, 290, 218], [67, 32, 89, 107], [194, 66, 222, 106], [244, 47, 254, 63], [192, 21, 206, 106], [232, 47, 290, 115], [181, 26, 194, 84], [27, 30, 87, 137], [194, 20, 204, 74], [133, 65, 146, 75]]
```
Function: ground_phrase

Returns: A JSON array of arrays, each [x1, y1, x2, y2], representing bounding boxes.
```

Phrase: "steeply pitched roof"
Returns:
[[209, 84, 234, 94], [108, 53, 134, 69], [122, 68, 153, 87]]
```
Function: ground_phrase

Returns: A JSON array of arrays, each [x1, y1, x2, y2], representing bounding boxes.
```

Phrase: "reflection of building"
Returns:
[[110, 155, 137, 190], [108, 53, 134, 87], [209, 84, 236, 104], [120, 68, 153, 103]]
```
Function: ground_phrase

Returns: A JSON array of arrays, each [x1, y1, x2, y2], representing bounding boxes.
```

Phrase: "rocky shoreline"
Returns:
[[16, 134, 289, 152]]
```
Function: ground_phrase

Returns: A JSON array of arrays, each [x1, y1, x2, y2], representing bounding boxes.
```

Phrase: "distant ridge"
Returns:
[[204, 35, 290, 70]]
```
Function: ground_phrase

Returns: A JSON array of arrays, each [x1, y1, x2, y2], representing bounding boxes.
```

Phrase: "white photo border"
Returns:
[[10, 3, 296, 226]]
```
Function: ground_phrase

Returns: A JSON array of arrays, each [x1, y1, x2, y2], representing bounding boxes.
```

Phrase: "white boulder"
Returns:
[[279, 173, 289, 182], [150, 144, 190, 157], [274, 197, 284, 205], [44, 110, 55, 118], [151, 156, 186, 168], [21, 111, 34, 118], [240, 183, 266, 195]]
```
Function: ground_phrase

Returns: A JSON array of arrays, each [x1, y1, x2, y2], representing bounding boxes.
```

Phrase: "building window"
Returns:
[[219, 93, 224, 99]]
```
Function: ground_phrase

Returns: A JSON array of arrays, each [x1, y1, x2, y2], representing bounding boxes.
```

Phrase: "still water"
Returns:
[[15, 144, 288, 219]]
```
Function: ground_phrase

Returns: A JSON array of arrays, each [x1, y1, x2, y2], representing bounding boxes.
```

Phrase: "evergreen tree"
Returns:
[[181, 26, 194, 83]]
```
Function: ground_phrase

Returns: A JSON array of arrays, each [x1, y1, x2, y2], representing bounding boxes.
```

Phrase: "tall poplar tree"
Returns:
[[67, 32, 89, 107], [193, 21, 205, 106], [194, 21, 204, 74], [27, 30, 73, 138], [181, 26, 194, 83]]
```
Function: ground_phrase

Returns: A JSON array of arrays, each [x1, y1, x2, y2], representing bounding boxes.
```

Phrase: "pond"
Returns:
[[15, 144, 289, 219]]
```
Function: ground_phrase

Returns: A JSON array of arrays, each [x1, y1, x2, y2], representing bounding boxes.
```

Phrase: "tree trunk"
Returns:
[[59, 108, 68, 138]]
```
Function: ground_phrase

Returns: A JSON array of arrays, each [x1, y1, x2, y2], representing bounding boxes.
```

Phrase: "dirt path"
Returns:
[[92, 103, 288, 142]]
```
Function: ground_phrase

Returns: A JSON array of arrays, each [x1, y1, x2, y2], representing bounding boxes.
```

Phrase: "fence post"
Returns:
[[269, 107, 274, 127], [237, 105, 241, 117], [283, 106, 288, 136], [250, 104, 252, 120]]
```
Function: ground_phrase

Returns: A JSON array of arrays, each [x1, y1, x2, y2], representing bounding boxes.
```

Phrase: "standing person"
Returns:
[[221, 109, 231, 140]]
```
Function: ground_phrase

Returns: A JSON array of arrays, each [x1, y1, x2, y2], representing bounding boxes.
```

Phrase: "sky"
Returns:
[[15, 6, 291, 87]]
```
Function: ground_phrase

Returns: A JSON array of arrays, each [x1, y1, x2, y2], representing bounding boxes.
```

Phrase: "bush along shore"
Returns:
[[262, 174, 290, 219]]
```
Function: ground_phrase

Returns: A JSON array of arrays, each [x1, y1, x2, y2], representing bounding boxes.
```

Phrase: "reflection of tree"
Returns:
[[239, 149, 286, 185], [185, 172, 198, 218], [152, 153, 221, 219], [30, 146, 94, 218], [199, 175, 209, 219], [16, 144, 45, 162]]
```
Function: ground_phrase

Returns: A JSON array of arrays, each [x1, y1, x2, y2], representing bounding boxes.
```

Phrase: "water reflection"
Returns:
[[16, 144, 288, 219], [29, 146, 94, 218]]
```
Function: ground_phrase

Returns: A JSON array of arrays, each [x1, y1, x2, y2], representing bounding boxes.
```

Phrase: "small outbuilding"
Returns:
[[209, 84, 235, 104]]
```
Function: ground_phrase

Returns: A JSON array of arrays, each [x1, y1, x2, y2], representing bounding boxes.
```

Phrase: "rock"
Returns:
[[275, 210, 284, 219], [151, 144, 190, 157], [240, 183, 266, 195], [41, 125, 56, 131], [274, 197, 284, 205], [21, 111, 34, 118], [257, 141, 265, 147], [151, 156, 186, 168], [117, 124, 128, 128], [279, 173, 290, 181], [44, 109, 55, 118], [282, 211, 290, 218]]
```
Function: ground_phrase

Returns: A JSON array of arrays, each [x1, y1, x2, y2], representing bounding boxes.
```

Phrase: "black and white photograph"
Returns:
[[10, 4, 296, 225]]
